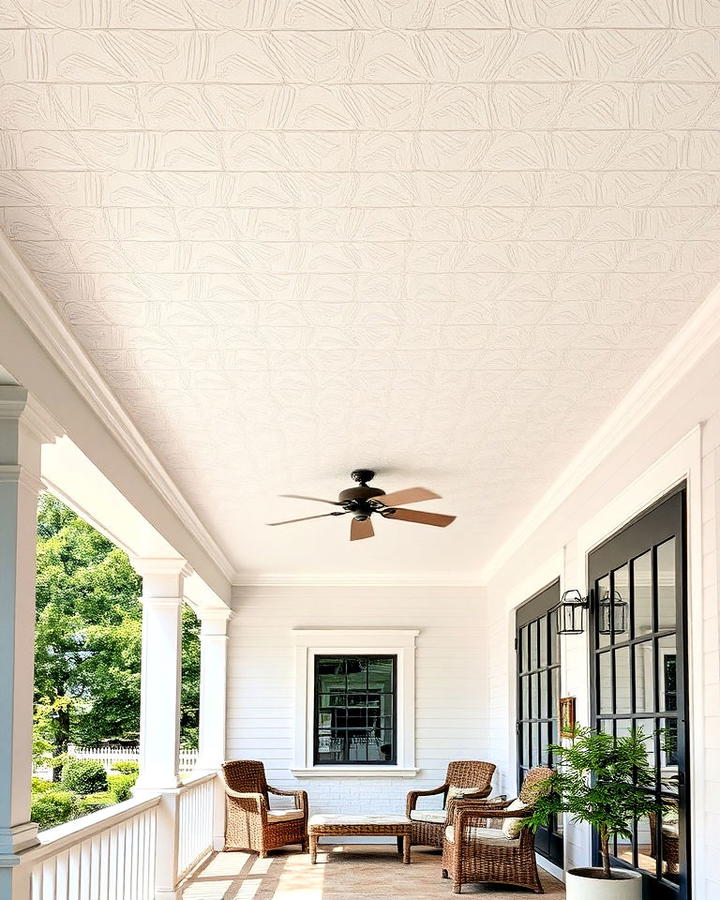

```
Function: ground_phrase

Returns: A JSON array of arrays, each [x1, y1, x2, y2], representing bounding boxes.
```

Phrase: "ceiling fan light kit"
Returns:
[[267, 469, 456, 541]]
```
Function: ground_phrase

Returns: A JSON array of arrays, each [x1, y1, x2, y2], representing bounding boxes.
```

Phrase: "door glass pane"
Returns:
[[659, 804, 680, 883], [521, 675, 529, 720], [633, 551, 653, 638], [550, 667, 560, 720], [612, 564, 630, 641], [634, 718, 657, 772], [615, 646, 632, 714], [521, 625, 529, 673], [636, 814, 655, 875], [599, 651, 613, 713], [521, 723, 530, 766], [597, 575, 610, 648], [529, 620, 538, 670], [633, 641, 655, 713], [549, 609, 560, 663], [539, 615, 548, 668], [532, 722, 541, 765], [530, 673, 539, 719], [658, 636, 677, 712], [540, 670, 550, 719], [657, 538, 676, 631], [660, 717, 679, 794]]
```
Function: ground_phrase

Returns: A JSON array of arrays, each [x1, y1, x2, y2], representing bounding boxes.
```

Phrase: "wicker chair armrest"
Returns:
[[455, 804, 533, 825], [268, 786, 308, 811], [406, 784, 446, 815]]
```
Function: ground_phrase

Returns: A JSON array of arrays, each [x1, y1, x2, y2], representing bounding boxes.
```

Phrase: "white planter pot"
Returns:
[[566, 868, 642, 900]]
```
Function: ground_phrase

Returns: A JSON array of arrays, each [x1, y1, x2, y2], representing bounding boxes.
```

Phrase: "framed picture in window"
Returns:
[[559, 696, 576, 738]]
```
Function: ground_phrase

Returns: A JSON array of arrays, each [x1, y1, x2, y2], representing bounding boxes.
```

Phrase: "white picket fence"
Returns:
[[33, 745, 198, 780]]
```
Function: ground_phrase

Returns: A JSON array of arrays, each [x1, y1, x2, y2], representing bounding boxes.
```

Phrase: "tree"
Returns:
[[34, 494, 200, 773]]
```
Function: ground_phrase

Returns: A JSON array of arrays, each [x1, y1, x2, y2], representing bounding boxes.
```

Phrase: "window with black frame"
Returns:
[[314, 655, 396, 765]]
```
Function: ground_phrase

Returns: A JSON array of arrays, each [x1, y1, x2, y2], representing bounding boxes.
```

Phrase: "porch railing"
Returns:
[[15, 773, 219, 899], [176, 773, 215, 882], [20, 794, 160, 900]]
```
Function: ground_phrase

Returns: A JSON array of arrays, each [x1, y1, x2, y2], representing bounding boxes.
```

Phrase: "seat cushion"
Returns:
[[409, 810, 446, 824], [268, 809, 304, 823], [447, 785, 486, 801], [445, 825, 519, 845], [501, 798, 527, 838]]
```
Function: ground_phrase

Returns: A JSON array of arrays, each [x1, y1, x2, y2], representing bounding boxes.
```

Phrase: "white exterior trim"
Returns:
[[574, 426, 704, 887], [291, 628, 419, 777]]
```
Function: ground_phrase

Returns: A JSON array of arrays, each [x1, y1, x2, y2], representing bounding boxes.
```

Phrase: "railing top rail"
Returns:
[[179, 771, 217, 792], [16, 794, 162, 867]]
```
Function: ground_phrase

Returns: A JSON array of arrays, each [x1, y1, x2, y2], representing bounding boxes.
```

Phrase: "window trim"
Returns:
[[291, 628, 419, 777]]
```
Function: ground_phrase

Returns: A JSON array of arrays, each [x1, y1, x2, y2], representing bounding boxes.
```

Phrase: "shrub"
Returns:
[[77, 792, 117, 815], [31, 790, 79, 830], [31, 776, 55, 794], [108, 774, 136, 802], [61, 758, 108, 795], [111, 760, 139, 776]]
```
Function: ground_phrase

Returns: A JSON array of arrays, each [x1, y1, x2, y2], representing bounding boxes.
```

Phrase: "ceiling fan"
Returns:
[[267, 469, 456, 541]]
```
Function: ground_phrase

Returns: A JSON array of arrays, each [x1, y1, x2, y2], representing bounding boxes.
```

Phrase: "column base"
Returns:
[[0, 822, 39, 856]]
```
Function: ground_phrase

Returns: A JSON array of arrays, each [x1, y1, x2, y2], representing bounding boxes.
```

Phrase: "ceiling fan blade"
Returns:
[[279, 494, 343, 505], [382, 508, 455, 528], [374, 487, 441, 507], [350, 517, 374, 541], [267, 512, 346, 526]]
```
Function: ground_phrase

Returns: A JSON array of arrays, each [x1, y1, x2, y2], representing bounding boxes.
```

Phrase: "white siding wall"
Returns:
[[226, 585, 488, 821], [484, 341, 720, 894]]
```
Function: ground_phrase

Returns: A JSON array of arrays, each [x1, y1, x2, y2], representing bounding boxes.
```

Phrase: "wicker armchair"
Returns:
[[405, 760, 496, 849], [221, 760, 309, 857], [441, 766, 553, 894]]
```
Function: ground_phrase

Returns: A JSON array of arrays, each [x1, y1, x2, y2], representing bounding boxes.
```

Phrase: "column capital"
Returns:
[[131, 557, 193, 579], [0, 387, 63, 446], [199, 606, 232, 636]]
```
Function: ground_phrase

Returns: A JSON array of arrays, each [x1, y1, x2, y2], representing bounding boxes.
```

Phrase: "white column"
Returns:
[[0, 387, 60, 898], [133, 558, 191, 793], [195, 608, 231, 774]]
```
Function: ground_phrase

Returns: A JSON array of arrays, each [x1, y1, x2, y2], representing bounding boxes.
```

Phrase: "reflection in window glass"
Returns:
[[615, 646, 632, 714], [611, 564, 630, 641], [636, 814, 655, 875], [633, 642, 655, 713], [657, 539, 676, 631], [597, 575, 610, 648], [599, 651, 613, 713], [529, 620, 538, 670], [658, 636, 677, 712], [633, 551, 653, 637], [660, 803, 680, 884]]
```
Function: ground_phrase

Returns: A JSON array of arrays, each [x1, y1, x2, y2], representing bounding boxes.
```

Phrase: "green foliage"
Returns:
[[77, 792, 117, 815], [31, 777, 55, 794], [107, 774, 136, 802], [30, 790, 79, 830], [111, 760, 139, 776], [526, 725, 664, 879], [61, 759, 108, 795], [34, 494, 200, 763]]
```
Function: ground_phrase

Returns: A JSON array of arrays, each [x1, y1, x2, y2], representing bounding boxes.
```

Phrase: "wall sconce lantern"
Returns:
[[555, 590, 589, 635], [599, 590, 628, 636]]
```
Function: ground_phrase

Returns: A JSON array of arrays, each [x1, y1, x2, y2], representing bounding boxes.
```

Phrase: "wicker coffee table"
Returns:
[[308, 814, 412, 864]]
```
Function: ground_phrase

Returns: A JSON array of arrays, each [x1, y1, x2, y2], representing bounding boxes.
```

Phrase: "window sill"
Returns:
[[290, 766, 419, 778]]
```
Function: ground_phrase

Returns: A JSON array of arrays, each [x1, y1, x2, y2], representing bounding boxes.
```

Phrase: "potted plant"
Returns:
[[526, 725, 664, 899]]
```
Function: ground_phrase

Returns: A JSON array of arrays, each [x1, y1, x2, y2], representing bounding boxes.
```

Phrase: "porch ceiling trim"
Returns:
[[0, 233, 234, 585], [481, 283, 720, 585]]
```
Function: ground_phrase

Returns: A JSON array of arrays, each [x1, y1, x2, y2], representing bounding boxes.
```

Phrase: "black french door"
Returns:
[[516, 580, 563, 867], [588, 487, 689, 899]]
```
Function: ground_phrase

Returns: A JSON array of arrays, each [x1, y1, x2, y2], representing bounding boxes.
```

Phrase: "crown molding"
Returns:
[[0, 234, 234, 584], [231, 572, 483, 588], [480, 284, 720, 585]]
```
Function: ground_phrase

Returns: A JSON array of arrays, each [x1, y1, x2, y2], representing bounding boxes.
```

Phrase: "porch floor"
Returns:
[[182, 846, 565, 899]]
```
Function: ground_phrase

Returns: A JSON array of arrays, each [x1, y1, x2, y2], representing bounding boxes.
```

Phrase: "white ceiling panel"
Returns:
[[1, 2, 719, 576]]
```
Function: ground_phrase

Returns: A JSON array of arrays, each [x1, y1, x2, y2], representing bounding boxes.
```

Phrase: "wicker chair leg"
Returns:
[[453, 882, 462, 894]]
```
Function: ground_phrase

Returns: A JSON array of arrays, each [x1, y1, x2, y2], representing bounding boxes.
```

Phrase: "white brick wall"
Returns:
[[226, 585, 490, 823]]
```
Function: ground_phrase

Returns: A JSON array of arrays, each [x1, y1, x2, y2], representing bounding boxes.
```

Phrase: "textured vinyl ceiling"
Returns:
[[1, 1, 720, 576]]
